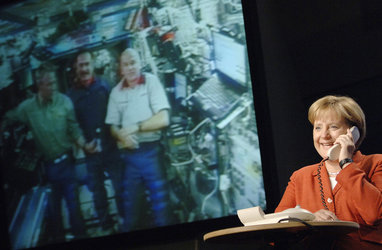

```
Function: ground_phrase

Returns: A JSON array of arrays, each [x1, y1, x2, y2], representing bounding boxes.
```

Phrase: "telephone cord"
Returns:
[[317, 157, 329, 210]]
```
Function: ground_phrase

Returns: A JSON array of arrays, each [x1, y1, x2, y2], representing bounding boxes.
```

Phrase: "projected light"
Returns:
[[0, 1, 267, 249]]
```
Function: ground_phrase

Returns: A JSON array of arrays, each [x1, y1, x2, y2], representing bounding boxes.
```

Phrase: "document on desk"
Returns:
[[237, 206, 315, 226]]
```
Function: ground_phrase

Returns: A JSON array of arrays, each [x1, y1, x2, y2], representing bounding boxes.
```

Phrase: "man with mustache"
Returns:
[[67, 50, 123, 234]]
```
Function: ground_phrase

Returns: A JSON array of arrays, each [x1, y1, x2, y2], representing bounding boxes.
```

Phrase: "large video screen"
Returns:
[[0, 0, 266, 249]]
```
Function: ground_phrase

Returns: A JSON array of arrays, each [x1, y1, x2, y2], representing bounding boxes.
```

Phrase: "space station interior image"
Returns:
[[0, 0, 265, 249]]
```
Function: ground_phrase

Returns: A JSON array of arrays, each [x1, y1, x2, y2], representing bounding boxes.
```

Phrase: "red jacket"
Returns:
[[276, 151, 382, 248]]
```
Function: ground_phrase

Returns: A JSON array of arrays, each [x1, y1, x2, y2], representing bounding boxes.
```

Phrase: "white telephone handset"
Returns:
[[327, 126, 360, 160]]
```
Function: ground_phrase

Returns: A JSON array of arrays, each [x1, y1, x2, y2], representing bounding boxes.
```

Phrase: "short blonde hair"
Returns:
[[308, 95, 366, 148]]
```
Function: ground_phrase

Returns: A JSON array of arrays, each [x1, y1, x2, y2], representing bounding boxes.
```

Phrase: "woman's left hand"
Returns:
[[313, 209, 339, 221]]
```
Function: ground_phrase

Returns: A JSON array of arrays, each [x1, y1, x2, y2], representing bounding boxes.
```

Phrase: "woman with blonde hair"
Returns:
[[276, 95, 382, 249]]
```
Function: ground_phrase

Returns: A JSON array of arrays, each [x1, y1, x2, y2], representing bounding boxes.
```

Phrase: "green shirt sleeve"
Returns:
[[62, 94, 84, 143]]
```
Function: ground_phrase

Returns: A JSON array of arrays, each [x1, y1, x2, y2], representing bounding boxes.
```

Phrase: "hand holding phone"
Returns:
[[327, 126, 360, 160]]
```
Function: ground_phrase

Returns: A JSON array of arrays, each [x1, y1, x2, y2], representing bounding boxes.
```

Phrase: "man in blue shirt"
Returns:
[[67, 51, 123, 233]]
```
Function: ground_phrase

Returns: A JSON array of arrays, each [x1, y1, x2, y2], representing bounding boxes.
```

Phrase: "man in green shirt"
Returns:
[[2, 64, 95, 243], [5, 72, 88, 161]]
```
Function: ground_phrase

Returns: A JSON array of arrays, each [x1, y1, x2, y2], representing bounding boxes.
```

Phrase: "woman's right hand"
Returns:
[[313, 209, 338, 221]]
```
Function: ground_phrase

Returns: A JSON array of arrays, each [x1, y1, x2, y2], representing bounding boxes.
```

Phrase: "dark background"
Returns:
[[1, 0, 382, 249], [255, 0, 382, 198]]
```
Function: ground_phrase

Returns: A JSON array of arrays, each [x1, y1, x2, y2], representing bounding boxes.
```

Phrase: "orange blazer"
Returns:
[[275, 151, 382, 247]]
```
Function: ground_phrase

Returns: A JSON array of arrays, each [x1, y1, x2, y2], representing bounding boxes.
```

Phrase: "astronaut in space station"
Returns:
[[1, 65, 91, 241], [105, 48, 171, 231], [67, 50, 124, 233]]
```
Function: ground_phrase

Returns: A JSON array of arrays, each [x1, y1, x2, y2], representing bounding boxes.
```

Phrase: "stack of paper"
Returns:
[[237, 206, 315, 226]]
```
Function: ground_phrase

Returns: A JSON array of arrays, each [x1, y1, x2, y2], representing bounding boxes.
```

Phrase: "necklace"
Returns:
[[328, 170, 340, 176]]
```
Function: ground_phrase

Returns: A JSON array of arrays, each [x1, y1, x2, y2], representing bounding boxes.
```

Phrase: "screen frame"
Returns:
[[0, 0, 279, 249]]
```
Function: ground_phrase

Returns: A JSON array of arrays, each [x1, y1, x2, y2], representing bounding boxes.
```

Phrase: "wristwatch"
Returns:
[[339, 158, 353, 169], [137, 122, 143, 132]]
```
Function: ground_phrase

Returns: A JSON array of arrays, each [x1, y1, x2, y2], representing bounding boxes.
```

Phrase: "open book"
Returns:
[[237, 205, 315, 226]]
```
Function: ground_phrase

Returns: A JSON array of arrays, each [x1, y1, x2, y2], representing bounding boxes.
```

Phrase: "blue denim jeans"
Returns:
[[120, 142, 169, 231], [103, 150, 125, 220], [84, 153, 114, 229], [44, 155, 86, 239]]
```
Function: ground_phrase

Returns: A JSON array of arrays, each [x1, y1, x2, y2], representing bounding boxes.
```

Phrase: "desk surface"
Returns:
[[204, 221, 359, 244]]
